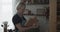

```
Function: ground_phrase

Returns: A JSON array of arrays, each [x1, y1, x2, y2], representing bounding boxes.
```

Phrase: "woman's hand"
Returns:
[[32, 23, 39, 28], [20, 27, 30, 32]]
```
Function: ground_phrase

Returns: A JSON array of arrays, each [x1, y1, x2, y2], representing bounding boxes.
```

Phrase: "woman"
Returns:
[[12, 3, 40, 32]]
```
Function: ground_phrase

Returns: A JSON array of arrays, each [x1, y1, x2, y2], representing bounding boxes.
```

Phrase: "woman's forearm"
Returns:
[[23, 26, 34, 29]]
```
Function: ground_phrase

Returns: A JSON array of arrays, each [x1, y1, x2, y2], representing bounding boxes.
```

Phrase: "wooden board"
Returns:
[[25, 16, 38, 27], [49, 0, 57, 32]]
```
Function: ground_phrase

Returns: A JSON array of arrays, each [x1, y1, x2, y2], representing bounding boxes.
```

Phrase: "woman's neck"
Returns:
[[17, 13, 23, 17]]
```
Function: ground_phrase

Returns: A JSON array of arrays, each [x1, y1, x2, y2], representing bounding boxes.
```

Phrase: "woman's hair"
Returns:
[[16, 2, 26, 10]]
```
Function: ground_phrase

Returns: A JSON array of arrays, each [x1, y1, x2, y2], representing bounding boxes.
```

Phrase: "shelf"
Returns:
[[57, 30, 60, 32], [57, 22, 60, 24], [57, 16, 60, 21], [26, 0, 49, 5], [26, 4, 49, 6], [57, 10, 60, 12], [26, 4, 49, 5], [23, 14, 46, 16], [57, 16, 60, 17], [57, 28, 60, 30], [57, 2, 60, 3]]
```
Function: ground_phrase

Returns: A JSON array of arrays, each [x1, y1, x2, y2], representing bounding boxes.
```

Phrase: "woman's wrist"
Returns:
[[26, 26, 33, 30]]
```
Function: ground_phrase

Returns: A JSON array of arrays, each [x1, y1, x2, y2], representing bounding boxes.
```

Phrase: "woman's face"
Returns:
[[17, 6, 25, 15]]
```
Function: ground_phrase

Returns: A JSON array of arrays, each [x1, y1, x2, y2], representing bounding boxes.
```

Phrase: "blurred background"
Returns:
[[0, 0, 49, 32]]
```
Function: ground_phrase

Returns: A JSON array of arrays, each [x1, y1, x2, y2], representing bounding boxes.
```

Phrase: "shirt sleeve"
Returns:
[[12, 15, 21, 25]]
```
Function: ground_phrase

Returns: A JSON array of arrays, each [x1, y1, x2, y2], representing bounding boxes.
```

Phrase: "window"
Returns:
[[0, 0, 14, 32]]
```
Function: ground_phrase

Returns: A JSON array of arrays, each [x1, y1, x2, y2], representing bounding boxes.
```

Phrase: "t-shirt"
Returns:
[[12, 14, 26, 31], [12, 14, 40, 32]]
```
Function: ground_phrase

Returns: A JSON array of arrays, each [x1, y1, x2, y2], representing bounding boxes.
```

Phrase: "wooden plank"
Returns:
[[49, 0, 57, 32]]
